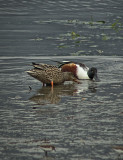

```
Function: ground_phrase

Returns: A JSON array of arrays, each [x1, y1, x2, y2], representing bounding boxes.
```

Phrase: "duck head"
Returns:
[[88, 67, 99, 81]]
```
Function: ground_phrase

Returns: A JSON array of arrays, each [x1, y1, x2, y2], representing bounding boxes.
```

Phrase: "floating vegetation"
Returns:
[[88, 16, 94, 26], [38, 18, 122, 34], [101, 34, 110, 41], [88, 16, 106, 26], [111, 20, 123, 32], [97, 21, 106, 24], [57, 31, 83, 49], [38, 18, 106, 27], [30, 37, 43, 41], [75, 40, 81, 44], [58, 45, 69, 48], [71, 31, 80, 39], [35, 17, 122, 56], [96, 50, 103, 54]]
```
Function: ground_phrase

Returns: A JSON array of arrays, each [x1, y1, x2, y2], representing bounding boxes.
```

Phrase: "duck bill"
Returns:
[[93, 73, 100, 81]]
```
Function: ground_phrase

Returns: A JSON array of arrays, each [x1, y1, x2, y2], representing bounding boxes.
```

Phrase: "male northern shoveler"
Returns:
[[54, 61, 99, 81], [26, 62, 79, 87]]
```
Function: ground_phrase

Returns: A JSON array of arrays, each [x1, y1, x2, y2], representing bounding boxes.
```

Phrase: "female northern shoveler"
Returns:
[[26, 62, 79, 87], [54, 61, 99, 81]]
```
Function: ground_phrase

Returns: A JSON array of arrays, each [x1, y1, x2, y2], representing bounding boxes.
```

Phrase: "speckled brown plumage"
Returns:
[[26, 62, 79, 87]]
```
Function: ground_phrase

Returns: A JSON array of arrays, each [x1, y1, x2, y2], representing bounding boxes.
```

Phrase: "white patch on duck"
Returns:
[[76, 64, 89, 79]]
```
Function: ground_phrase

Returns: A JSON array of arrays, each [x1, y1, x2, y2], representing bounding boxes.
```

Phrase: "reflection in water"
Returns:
[[29, 81, 97, 105]]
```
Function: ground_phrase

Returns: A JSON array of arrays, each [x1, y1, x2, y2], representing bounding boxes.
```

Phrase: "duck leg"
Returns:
[[51, 80, 54, 88], [73, 78, 81, 84]]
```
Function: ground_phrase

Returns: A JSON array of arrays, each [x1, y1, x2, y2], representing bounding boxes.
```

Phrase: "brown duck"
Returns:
[[26, 62, 79, 87]]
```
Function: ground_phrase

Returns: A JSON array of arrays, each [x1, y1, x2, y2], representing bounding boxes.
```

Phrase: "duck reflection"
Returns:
[[29, 81, 97, 105], [29, 83, 76, 105]]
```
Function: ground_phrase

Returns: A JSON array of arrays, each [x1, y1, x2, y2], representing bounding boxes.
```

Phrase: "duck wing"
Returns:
[[32, 62, 57, 70], [52, 60, 88, 69]]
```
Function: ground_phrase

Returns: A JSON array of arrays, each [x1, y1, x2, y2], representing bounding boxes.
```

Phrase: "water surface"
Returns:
[[0, 0, 123, 159], [0, 0, 123, 57], [0, 56, 123, 160]]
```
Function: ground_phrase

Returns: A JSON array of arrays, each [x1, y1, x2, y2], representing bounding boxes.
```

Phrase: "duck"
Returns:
[[54, 61, 99, 81], [26, 62, 79, 87]]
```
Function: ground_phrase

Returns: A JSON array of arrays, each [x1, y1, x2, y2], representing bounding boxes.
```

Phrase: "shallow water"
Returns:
[[0, 56, 123, 160], [0, 0, 123, 159]]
